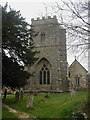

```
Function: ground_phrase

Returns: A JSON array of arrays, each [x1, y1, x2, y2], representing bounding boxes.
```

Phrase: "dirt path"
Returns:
[[3, 103, 30, 118]]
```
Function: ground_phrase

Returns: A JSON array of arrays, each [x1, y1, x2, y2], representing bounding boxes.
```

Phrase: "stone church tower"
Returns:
[[26, 16, 69, 92]]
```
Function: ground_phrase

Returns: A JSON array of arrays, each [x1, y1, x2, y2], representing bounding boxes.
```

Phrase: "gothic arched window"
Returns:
[[39, 64, 50, 84]]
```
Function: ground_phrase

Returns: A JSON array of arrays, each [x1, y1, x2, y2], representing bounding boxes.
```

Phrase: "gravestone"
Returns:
[[70, 89, 76, 97], [15, 91, 19, 102], [27, 97, 34, 108], [19, 89, 24, 99]]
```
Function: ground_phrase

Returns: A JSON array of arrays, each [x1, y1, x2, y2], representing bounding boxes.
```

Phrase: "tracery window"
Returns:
[[39, 64, 50, 84]]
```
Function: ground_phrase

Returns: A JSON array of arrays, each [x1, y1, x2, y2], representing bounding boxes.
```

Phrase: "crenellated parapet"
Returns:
[[31, 15, 57, 22], [31, 15, 57, 26]]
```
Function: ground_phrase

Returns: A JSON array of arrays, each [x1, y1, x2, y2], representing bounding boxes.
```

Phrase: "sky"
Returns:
[[1, 0, 88, 70]]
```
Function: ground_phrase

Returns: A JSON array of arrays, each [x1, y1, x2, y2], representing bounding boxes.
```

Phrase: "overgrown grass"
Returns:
[[3, 92, 88, 118]]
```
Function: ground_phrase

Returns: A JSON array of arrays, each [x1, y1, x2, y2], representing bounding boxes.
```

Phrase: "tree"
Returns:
[[2, 3, 38, 95], [50, 0, 89, 59], [2, 53, 30, 89]]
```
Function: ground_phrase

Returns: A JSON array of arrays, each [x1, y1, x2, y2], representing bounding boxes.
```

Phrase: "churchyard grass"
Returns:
[[2, 92, 88, 118], [2, 107, 19, 119]]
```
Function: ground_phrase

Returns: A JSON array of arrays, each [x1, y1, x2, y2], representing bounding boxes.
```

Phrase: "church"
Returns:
[[68, 58, 88, 90], [25, 16, 69, 92]]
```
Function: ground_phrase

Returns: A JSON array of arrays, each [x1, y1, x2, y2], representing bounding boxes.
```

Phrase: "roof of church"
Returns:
[[69, 58, 88, 72]]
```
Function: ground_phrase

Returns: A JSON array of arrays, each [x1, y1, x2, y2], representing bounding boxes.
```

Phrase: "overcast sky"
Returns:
[[1, 0, 88, 70]]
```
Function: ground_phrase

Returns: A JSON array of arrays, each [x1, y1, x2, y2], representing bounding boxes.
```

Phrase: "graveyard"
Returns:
[[2, 91, 88, 118]]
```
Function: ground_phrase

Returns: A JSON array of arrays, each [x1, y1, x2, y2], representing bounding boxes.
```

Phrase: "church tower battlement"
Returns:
[[31, 16, 62, 28], [31, 15, 57, 22]]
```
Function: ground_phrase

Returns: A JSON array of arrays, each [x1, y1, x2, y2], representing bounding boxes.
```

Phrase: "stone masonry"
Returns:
[[69, 59, 88, 90], [25, 16, 69, 92]]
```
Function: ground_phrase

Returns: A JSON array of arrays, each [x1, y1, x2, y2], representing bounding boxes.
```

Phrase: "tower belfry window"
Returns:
[[39, 64, 50, 84], [41, 32, 45, 41]]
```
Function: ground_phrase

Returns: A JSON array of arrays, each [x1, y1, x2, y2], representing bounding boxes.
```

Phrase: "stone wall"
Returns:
[[69, 59, 88, 90]]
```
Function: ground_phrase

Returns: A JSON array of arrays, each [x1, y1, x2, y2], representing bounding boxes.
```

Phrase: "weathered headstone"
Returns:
[[19, 89, 24, 99], [27, 97, 34, 108], [70, 89, 76, 97], [15, 91, 19, 102]]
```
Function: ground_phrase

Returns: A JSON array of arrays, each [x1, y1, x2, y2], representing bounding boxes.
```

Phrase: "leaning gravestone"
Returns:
[[70, 89, 76, 97], [15, 91, 19, 102], [27, 97, 34, 108]]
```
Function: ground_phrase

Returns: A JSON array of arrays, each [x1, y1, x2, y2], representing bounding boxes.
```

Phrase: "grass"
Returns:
[[2, 107, 19, 119], [2, 91, 88, 118]]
